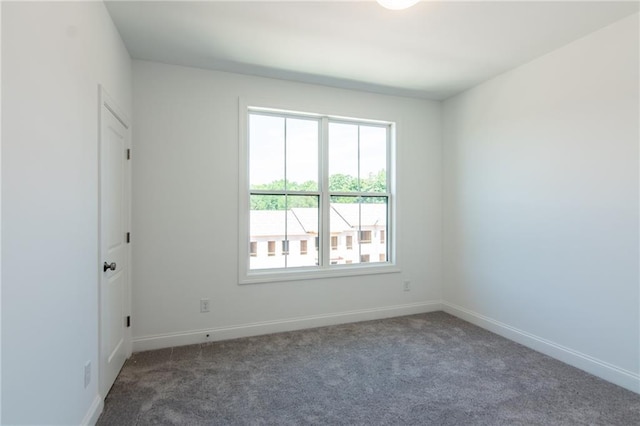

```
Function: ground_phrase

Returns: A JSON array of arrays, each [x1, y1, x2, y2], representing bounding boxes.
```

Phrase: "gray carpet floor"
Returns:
[[97, 312, 639, 425]]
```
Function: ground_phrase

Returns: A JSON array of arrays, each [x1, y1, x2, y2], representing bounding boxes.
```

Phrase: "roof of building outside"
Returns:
[[251, 203, 386, 237]]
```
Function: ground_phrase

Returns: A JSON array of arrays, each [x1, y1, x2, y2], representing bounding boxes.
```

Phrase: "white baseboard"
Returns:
[[442, 302, 640, 394], [133, 301, 442, 352], [81, 394, 104, 426]]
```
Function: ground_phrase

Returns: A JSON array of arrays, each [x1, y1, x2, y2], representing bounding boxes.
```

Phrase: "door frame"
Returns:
[[98, 85, 132, 398]]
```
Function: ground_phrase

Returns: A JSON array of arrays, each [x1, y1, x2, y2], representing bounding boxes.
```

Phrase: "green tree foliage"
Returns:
[[251, 180, 318, 210], [361, 170, 386, 193], [328, 174, 359, 192], [330, 170, 386, 204], [251, 170, 386, 210]]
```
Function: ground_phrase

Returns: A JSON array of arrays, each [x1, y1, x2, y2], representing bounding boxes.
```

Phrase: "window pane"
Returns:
[[250, 195, 286, 270], [359, 125, 387, 193], [330, 196, 387, 265], [286, 118, 318, 191], [330, 196, 359, 265], [250, 195, 319, 269], [328, 122, 359, 192], [288, 196, 319, 267], [360, 197, 387, 263], [249, 114, 285, 190]]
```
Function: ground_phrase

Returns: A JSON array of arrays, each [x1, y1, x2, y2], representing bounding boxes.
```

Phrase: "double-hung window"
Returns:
[[241, 106, 394, 282]]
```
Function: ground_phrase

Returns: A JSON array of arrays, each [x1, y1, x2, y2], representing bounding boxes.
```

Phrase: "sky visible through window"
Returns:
[[249, 115, 386, 188], [329, 122, 386, 187], [250, 115, 318, 188]]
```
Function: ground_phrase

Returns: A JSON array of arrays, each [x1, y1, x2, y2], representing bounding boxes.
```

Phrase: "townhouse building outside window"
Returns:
[[240, 105, 396, 282]]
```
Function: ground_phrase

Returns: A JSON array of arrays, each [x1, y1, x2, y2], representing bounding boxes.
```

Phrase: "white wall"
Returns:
[[2, 2, 131, 424], [442, 14, 639, 392], [131, 61, 442, 349]]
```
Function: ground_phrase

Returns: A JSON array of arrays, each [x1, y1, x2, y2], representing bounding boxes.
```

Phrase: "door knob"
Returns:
[[103, 262, 116, 272]]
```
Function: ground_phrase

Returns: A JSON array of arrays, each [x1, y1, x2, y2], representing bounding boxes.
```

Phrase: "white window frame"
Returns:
[[238, 98, 399, 284]]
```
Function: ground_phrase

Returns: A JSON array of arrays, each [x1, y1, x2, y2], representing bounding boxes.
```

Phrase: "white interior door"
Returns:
[[99, 88, 131, 398]]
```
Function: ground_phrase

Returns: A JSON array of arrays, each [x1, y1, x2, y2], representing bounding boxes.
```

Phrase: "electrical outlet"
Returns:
[[403, 280, 411, 292], [200, 299, 210, 313], [84, 361, 91, 388]]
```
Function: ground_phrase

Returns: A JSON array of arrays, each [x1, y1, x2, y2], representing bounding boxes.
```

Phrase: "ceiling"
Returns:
[[105, 1, 639, 100]]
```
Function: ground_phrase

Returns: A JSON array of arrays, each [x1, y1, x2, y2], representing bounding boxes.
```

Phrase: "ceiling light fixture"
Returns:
[[376, 0, 420, 10]]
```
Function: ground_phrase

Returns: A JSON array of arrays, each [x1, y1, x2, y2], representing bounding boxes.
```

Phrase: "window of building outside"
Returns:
[[331, 236, 338, 250], [245, 107, 393, 277], [359, 230, 372, 244]]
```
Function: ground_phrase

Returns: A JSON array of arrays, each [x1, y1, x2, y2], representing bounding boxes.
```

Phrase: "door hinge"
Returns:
[[126, 316, 131, 328], [126, 149, 131, 160], [126, 232, 131, 243]]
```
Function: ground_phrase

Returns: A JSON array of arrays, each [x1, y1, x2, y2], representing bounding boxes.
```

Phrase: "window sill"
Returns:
[[239, 263, 401, 285]]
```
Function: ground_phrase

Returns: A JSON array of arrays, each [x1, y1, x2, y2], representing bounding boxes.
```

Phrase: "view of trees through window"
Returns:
[[250, 170, 386, 210], [248, 111, 390, 271]]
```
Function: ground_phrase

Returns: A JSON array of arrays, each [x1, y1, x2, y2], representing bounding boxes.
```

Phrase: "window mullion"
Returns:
[[250, 190, 320, 196], [284, 118, 288, 269], [320, 116, 330, 268], [328, 191, 390, 198], [386, 125, 392, 263], [357, 126, 362, 263]]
